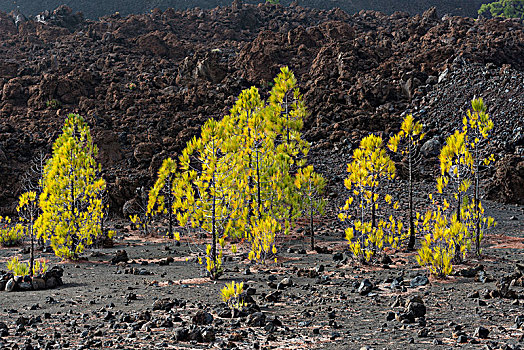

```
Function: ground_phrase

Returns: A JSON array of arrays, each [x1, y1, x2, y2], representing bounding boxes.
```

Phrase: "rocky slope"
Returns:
[[0, 4, 522, 216], [1, 0, 489, 20]]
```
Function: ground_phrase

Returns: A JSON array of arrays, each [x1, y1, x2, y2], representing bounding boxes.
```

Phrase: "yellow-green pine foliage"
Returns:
[[248, 216, 279, 263], [17, 191, 38, 275], [6, 256, 30, 276], [294, 165, 326, 250], [177, 118, 239, 279], [35, 113, 106, 260], [223, 86, 286, 262], [6, 256, 48, 277], [416, 194, 467, 277], [388, 114, 425, 250], [0, 216, 25, 247], [438, 129, 473, 256], [147, 157, 180, 240], [339, 134, 402, 262], [266, 66, 310, 232], [221, 281, 245, 311], [462, 98, 496, 255], [225, 86, 276, 235]]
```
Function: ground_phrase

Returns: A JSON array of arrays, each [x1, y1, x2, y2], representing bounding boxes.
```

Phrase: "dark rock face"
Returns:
[[0, 4, 522, 216], [0, 0, 490, 20]]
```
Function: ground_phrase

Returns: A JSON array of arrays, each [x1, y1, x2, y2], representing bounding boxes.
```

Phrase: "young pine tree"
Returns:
[[462, 98, 496, 256], [438, 130, 472, 259], [294, 165, 326, 250], [266, 67, 310, 227], [147, 157, 179, 240], [16, 191, 38, 276], [416, 196, 466, 277], [35, 113, 106, 260], [339, 134, 402, 262], [130, 186, 152, 237], [388, 114, 425, 250], [176, 118, 240, 279], [21, 151, 48, 248], [225, 86, 292, 264]]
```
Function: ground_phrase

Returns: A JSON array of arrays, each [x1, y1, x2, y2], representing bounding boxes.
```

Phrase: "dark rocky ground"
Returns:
[[1, 0, 489, 20], [1, 199, 524, 350]]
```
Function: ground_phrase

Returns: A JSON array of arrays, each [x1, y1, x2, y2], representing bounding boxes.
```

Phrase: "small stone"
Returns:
[[410, 275, 429, 288], [0, 321, 9, 337], [357, 279, 373, 295], [418, 328, 429, 337], [188, 327, 203, 342], [330, 331, 340, 340], [386, 311, 395, 321], [474, 326, 489, 339], [152, 298, 176, 311], [19, 281, 32, 290], [515, 315, 524, 329], [246, 312, 265, 327], [110, 250, 128, 264], [173, 327, 188, 341], [457, 334, 468, 343], [332, 252, 344, 261], [202, 327, 215, 342], [32, 278, 46, 290], [5, 279, 16, 292], [192, 310, 213, 325]]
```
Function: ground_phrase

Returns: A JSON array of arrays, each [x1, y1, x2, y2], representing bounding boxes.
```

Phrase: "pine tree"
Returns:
[[438, 130, 472, 259], [147, 157, 179, 239], [266, 66, 310, 232], [16, 191, 38, 275], [388, 114, 425, 250], [462, 98, 496, 256], [35, 113, 106, 260], [225, 87, 288, 238], [339, 134, 402, 262], [416, 196, 466, 277], [225, 82, 305, 263], [176, 118, 240, 279], [21, 152, 48, 248]]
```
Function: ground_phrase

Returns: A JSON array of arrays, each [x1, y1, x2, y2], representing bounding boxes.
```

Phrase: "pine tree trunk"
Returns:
[[167, 178, 173, 239], [310, 205, 314, 251], [408, 147, 415, 250], [30, 223, 34, 277], [475, 150, 481, 256]]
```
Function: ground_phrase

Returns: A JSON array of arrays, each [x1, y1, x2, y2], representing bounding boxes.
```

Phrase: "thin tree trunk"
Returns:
[[475, 147, 481, 256], [408, 144, 415, 250], [256, 146, 262, 219], [30, 222, 34, 277], [167, 178, 173, 239], [310, 204, 314, 251]]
